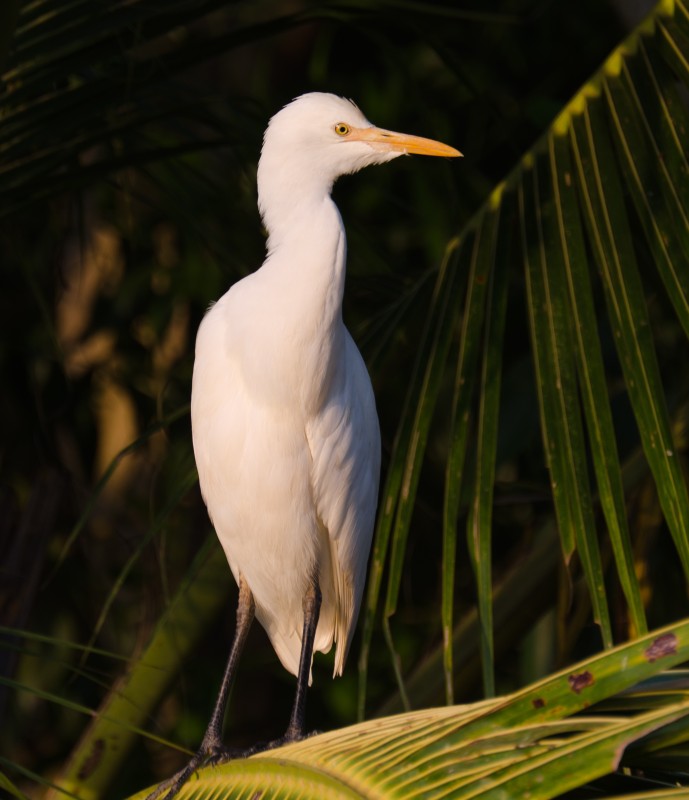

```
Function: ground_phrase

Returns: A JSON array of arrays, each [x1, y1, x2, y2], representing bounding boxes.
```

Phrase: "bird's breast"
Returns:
[[197, 279, 345, 422], [215, 222, 347, 413]]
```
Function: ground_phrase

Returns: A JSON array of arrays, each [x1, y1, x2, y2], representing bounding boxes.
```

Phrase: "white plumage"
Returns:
[[153, 93, 461, 800], [191, 93, 458, 675], [191, 227, 379, 677], [192, 94, 459, 683], [154, 92, 459, 800], [191, 94, 380, 677]]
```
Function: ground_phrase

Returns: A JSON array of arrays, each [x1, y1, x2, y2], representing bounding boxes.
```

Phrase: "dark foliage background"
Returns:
[[4, 1, 688, 797]]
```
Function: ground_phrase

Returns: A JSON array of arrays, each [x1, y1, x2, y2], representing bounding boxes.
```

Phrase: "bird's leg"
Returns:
[[243, 577, 321, 757], [284, 576, 322, 742], [197, 575, 255, 757], [146, 575, 255, 800]]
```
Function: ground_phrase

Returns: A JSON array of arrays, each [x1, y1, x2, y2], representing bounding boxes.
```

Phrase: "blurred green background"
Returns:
[[3, 0, 689, 797]]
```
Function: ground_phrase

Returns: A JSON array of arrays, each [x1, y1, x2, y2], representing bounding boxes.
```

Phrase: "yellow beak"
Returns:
[[349, 125, 462, 158]]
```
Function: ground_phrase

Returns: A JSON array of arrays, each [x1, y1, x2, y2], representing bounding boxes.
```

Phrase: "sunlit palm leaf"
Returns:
[[548, 132, 647, 637], [131, 619, 689, 799], [521, 157, 613, 647], [132, 705, 687, 800], [362, 0, 689, 709], [571, 97, 689, 575]]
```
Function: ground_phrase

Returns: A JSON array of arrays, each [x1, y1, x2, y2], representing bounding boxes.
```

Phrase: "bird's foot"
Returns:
[[145, 730, 323, 799], [145, 737, 244, 800], [243, 726, 321, 757]]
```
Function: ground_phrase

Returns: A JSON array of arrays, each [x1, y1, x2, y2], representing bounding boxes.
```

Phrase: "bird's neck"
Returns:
[[260, 195, 347, 338], [265, 193, 345, 288], [250, 196, 347, 412]]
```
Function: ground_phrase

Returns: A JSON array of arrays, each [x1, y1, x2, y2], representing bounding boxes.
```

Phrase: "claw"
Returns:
[[144, 742, 244, 800]]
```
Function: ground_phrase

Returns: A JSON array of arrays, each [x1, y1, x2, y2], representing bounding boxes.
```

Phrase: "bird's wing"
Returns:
[[306, 330, 381, 676]]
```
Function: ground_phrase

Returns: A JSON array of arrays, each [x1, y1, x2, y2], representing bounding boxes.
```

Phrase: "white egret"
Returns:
[[152, 92, 460, 799]]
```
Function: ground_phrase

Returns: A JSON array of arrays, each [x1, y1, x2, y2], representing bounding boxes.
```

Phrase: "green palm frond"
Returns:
[[361, 0, 689, 712], [131, 620, 689, 799]]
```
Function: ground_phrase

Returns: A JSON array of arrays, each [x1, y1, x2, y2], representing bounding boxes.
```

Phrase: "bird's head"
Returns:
[[257, 93, 461, 240]]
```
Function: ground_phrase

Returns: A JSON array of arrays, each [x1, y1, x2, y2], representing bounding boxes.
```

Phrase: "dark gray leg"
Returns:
[[198, 575, 255, 753], [243, 576, 322, 755], [147, 574, 255, 800], [147, 575, 322, 799], [284, 577, 322, 742]]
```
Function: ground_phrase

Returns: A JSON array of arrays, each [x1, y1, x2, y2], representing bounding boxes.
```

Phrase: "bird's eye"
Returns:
[[334, 123, 351, 137]]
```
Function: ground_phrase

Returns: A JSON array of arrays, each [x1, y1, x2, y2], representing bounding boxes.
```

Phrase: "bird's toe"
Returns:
[[205, 743, 244, 766], [144, 741, 244, 800]]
